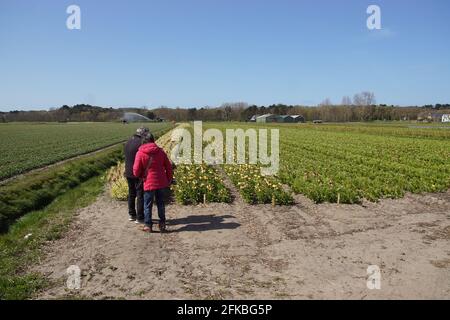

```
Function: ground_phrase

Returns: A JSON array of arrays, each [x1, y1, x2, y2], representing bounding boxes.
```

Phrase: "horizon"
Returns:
[[3, 102, 450, 114], [1, 0, 450, 111]]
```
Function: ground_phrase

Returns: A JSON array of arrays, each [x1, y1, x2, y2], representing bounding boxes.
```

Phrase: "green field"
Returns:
[[201, 122, 450, 204], [1, 121, 449, 204], [0, 122, 172, 180]]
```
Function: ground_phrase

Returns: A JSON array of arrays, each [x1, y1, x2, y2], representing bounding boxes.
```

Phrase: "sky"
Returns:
[[0, 0, 449, 111]]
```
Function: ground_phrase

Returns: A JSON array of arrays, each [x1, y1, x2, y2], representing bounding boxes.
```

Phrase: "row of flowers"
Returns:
[[172, 164, 231, 204], [223, 164, 293, 205]]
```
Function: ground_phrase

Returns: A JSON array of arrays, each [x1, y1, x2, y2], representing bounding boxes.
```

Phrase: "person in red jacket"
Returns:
[[133, 132, 173, 233]]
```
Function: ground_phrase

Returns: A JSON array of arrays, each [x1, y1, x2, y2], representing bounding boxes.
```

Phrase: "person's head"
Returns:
[[141, 132, 155, 144], [135, 127, 149, 138]]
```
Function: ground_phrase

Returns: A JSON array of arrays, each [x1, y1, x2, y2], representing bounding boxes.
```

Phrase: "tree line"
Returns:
[[2, 98, 450, 123]]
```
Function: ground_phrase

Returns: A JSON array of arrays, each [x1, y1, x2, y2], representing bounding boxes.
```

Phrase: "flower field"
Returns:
[[105, 121, 449, 206], [223, 164, 293, 205], [173, 164, 230, 204], [203, 122, 450, 204], [106, 126, 231, 204]]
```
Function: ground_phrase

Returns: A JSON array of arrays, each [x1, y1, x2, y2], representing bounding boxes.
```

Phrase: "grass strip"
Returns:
[[0, 175, 104, 300]]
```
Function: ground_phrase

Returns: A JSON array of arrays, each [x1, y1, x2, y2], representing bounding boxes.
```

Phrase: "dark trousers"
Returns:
[[126, 177, 144, 220], [144, 189, 166, 227]]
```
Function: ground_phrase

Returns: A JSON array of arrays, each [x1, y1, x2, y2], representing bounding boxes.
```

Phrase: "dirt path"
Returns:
[[34, 187, 450, 299]]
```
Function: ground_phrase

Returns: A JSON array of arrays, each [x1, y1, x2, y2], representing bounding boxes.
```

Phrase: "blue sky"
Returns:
[[0, 0, 449, 110]]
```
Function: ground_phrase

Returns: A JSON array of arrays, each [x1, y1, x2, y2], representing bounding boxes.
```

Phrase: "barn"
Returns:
[[291, 115, 305, 123], [256, 114, 280, 123], [277, 115, 295, 123]]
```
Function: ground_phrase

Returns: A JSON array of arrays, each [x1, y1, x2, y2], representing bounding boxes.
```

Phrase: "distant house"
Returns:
[[256, 114, 305, 123], [432, 113, 450, 123], [291, 115, 305, 123], [430, 113, 444, 122], [248, 115, 257, 122], [256, 114, 279, 123]]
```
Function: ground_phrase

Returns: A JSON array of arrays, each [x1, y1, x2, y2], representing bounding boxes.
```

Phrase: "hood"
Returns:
[[139, 142, 161, 155]]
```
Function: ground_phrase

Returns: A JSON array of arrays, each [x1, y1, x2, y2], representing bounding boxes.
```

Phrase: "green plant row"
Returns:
[[0, 122, 172, 180], [223, 164, 293, 205], [173, 164, 231, 205]]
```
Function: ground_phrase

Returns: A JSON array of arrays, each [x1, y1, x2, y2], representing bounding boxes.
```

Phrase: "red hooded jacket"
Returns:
[[133, 143, 173, 191]]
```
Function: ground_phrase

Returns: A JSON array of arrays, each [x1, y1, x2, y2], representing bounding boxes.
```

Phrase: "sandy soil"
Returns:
[[34, 184, 450, 299]]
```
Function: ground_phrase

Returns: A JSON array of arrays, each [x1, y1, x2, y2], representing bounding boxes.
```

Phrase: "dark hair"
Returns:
[[142, 132, 155, 144]]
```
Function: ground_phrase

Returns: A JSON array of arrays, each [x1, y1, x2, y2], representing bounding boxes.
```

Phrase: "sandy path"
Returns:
[[34, 187, 450, 299]]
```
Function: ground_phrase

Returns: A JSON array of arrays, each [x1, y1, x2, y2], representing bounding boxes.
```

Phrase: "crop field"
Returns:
[[0, 122, 172, 180], [202, 122, 450, 204], [107, 122, 450, 205], [4, 121, 448, 205], [3, 121, 450, 300]]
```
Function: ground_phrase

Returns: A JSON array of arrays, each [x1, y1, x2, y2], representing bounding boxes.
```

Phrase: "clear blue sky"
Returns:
[[1, 0, 449, 110]]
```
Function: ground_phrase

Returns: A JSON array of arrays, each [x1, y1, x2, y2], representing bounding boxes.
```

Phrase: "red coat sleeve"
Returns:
[[162, 150, 173, 183], [133, 151, 145, 178]]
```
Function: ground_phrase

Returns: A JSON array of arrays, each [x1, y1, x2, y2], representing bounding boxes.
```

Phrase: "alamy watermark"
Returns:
[[66, 5, 81, 30], [65, 5, 381, 32], [66, 265, 81, 290], [367, 5, 382, 30], [170, 121, 279, 176], [367, 265, 381, 290]]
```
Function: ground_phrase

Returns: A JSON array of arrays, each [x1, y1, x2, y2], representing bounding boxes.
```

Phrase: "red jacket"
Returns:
[[133, 143, 173, 191]]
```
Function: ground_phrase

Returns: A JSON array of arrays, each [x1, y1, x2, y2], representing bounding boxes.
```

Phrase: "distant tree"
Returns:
[[146, 111, 155, 120], [224, 106, 232, 121], [341, 96, 352, 106], [215, 109, 223, 120], [319, 98, 332, 107], [187, 108, 197, 121], [354, 91, 376, 106]]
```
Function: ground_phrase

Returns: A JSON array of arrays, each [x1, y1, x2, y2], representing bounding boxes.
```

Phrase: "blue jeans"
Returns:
[[143, 189, 166, 227]]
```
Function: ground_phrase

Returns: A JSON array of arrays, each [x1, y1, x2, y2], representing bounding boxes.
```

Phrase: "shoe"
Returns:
[[142, 225, 152, 233], [159, 221, 167, 233], [129, 216, 136, 222], [135, 219, 145, 224]]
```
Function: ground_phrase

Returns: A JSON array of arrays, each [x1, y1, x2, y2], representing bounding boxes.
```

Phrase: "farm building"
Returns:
[[429, 113, 450, 122], [291, 115, 305, 123], [418, 113, 450, 123], [442, 114, 450, 123], [256, 114, 306, 123], [277, 115, 295, 123], [248, 115, 257, 122], [431, 113, 444, 122], [256, 114, 279, 123]]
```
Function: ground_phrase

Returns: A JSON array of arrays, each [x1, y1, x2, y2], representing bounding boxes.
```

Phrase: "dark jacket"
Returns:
[[124, 135, 142, 178]]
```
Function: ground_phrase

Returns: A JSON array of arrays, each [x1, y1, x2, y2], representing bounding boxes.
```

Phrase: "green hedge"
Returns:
[[0, 145, 124, 233]]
